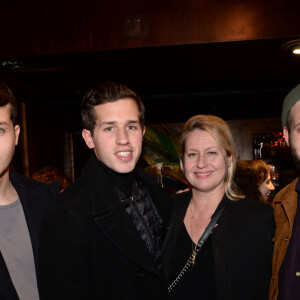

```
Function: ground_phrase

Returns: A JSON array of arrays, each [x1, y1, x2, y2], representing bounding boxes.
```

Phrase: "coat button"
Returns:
[[284, 238, 289, 242], [296, 272, 300, 277], [136, 271, 144, 279], [166, 226, 170, 230]]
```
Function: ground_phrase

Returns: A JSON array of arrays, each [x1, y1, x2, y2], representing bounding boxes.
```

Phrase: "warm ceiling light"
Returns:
[[282, 39, 300, 55], [292, 48, 300, 54]]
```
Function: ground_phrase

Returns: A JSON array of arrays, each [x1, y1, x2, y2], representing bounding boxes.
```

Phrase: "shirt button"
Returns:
[[136, 271, 144, 279], [284, 238, 289, 241], [273, 276, 276, 280], [296, 272, 300, 277]]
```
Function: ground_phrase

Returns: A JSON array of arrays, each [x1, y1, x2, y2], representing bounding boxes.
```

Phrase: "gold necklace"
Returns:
[[190, 206, 203, 267], [189, 205, 210, 266], [190, 218, 197, 266]]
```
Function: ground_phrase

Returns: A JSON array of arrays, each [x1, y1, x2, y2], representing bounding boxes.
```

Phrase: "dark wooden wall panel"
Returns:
[[1, 0, 300, 57]]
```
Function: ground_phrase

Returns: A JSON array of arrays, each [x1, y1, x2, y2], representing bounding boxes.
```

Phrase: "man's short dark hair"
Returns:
[[81, 81, 145, 135], [0, 81, 18, 125]]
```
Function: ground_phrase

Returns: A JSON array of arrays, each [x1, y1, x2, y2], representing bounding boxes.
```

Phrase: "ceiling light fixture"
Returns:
[[282, 39, 300, 55], [0, 60, 25, 70]]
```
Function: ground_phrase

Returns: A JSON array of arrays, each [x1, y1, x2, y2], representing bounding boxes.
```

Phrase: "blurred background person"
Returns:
[[164, 114, 275, 300], [234, 159, 275, 203], [32, 166, 71, 193]]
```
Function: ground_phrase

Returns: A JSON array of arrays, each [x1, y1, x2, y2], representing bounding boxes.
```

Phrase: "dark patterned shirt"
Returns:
[[116, 179, 163, 268]]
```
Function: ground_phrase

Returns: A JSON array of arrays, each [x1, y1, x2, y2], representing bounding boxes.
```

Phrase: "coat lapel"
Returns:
[[81, 154, 164, 278], [162, 191, 191, 278], [211, 199, 230, 300], [163, 191, 231, 292], [9, 172, 59, 274], [10, 172, 42, 274]]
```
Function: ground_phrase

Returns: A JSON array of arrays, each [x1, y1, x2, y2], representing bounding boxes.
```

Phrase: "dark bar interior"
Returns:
[[1, 0, 300, 191]]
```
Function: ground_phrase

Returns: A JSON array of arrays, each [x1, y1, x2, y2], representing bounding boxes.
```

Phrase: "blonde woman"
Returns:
[[163, 115, 275, 300]]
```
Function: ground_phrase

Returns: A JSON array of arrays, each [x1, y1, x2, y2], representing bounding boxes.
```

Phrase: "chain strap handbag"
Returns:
[[168, 202, 227, 293]]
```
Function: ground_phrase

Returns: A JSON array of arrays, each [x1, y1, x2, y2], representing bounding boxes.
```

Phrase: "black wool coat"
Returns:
[[38, 153, 172, 300], [163, 191, 275, 300], [0, 172, 60, 300]]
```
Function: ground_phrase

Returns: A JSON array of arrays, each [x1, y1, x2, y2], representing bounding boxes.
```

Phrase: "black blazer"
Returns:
[[163, 191, 275, 300], [0, 172, 59, 300], [38, 153, 172, 300]]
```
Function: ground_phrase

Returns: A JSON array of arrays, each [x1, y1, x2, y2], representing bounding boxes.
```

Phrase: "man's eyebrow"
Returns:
[[99, 121, 116, 126], [99, 120, 139, 126], [127, 120, 139, 124], [0, 122, 8, 125]]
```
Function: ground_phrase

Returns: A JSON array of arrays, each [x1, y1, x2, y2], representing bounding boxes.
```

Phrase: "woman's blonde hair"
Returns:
[[180, 114, 242, 200]]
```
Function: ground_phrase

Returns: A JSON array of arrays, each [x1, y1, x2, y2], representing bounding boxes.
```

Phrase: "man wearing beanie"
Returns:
[[269, 83, 300, 300]]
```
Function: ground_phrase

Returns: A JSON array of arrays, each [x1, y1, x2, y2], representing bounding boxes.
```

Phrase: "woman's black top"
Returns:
[[169, 224, 218, 300]]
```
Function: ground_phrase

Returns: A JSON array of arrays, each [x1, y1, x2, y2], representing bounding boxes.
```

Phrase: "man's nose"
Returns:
[[116, 128, 129, 145]]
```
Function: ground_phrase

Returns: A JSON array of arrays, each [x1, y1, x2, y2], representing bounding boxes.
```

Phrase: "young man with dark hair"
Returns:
[[0, 81, 59, 300], [269, 83, 300, 300], [39, 81, 171, 299]]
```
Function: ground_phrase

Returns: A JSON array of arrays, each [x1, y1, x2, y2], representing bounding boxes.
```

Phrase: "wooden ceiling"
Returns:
[[1, 0, 300, 126]]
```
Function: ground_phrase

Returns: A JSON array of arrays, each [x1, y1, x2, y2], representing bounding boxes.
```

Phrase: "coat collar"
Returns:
[[81, 153, 170, 277], [3, 172, 59, 297], [273, 177, 298, 227], [10, 172, 45, 261], [162, 191, 230, 283]]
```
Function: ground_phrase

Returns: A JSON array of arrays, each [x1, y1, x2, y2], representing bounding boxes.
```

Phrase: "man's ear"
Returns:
[[14, 125, 20, 146], [142, 126, 146, 136], [283, 126, 290, 146], [82, 129, 95, 149]]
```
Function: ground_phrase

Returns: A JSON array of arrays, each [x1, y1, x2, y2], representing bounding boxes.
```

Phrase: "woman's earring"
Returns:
[[180, 160, 184, 172]]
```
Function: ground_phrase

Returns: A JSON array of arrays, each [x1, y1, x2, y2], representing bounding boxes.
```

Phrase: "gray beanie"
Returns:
[[282, 83, 300, 127]]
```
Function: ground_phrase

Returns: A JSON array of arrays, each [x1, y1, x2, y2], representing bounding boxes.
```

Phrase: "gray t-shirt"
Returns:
[[0, 198, 39, 300]]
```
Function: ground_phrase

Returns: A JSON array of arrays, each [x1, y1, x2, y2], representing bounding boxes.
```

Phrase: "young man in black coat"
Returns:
[[39, 81, 171, 299], [0, 82, 59, 300]]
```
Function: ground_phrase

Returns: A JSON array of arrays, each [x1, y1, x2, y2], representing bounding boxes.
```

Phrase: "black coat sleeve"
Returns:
[[38, 205, 91, 300]]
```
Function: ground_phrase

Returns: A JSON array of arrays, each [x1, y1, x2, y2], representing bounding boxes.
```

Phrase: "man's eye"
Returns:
[[187, 153, 196, 157], [104, 127, 114, 132], [128, 125, 137, 130], [0, 128, 5, 133]]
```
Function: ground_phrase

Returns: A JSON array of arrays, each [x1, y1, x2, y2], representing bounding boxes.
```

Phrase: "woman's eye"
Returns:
[[208, 151, 217, 156]]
